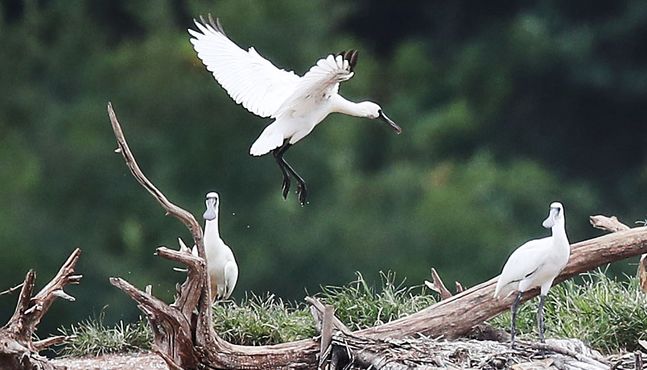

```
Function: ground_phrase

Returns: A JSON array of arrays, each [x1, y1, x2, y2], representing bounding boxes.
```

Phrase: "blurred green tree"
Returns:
[[0, 0, 645, 337]]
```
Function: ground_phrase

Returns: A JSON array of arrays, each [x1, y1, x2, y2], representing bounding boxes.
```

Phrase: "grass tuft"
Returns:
[[212, 293, 316, 345], [318, 271, 436, 330], [58, 312, 151, 356]]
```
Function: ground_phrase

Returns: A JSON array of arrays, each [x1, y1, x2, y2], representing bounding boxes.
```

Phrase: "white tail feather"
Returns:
[[250, 127, 284, 156], [494, 278, 516, 299]]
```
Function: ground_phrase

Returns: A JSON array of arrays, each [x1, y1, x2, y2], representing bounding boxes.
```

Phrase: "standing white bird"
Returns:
[[188, 16, 402, 205], [494, 202, 570, 348], [195, 192, 238, 302]]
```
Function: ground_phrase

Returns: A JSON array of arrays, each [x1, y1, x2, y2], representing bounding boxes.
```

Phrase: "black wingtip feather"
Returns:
[[337, 49, 359, 71], [198, 13, 226, 36]]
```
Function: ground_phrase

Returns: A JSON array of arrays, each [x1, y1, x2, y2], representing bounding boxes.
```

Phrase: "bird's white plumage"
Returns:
[[189, 17, 400, 205], [494, 202, 570, 299], [189, 20, 299, 118], [273, 54, 354, 117], [247, 54, 356, 156], [189, 19, 385, 157], [193, 192, 238, 302]]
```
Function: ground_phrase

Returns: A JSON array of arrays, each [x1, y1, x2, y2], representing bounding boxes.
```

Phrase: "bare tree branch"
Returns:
[[107, 102, 204, 252], [424, 268, 453, 300], [590, 215, 630, 232], [0, 283, 24, 297]]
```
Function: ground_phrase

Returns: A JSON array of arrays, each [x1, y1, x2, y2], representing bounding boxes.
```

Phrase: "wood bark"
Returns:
[[107, 102, 647, 369], [590, 214, 647, 293], [0, 248, 82, 370]]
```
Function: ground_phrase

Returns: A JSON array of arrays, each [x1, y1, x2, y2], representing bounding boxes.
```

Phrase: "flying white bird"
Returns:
[[188, 16, 402, 205], [194, 192, 238, 302], [494, 202, 570, 348]]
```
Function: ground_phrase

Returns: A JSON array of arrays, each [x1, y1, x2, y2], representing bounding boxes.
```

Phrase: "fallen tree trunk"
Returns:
[[0, 249, 82, 370], [106, 102, 647, 369]]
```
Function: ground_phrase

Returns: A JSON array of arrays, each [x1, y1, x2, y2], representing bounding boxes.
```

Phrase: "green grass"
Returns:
[[318, 271, 436, 330], [59, 270, 647, 356], [58, 312, 151, 356], [212, 293, 316, 345]]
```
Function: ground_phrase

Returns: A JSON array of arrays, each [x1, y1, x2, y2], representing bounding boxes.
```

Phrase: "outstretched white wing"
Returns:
[[189, 17, 300, 118], [276, 51, 357, 116]]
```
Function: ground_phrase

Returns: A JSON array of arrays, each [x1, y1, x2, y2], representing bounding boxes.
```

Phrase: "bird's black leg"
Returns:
[[274, 142, 308, 205], [537, 294, 546, 343], [282, 160, 308, 205], [272, 142, 292, 199], [510, 291, 523, 349]]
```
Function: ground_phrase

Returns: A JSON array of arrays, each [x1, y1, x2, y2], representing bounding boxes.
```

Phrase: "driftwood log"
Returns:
[[107, 102, 647, 369], [0, 249, 81, 370]]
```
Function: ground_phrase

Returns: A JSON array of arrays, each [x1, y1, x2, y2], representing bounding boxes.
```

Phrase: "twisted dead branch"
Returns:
[[0, 248, 81, 370]]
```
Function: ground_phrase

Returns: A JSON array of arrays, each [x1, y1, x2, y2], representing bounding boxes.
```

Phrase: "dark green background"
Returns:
[[1, 0, 646, 336]]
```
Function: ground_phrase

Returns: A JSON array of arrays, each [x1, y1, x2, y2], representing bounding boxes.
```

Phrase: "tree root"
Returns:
[[0, 248, 82, 370]]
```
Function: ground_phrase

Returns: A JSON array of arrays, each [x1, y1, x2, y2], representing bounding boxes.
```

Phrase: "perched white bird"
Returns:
[[189, 16, 402, 205], [494, 202, 570, 348], [194, 192, 238, 302]]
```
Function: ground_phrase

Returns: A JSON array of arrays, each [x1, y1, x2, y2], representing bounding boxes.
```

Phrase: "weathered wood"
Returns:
[[590, 215, 630, 232], [0, 248, 82, 370], [425, 267, 453, 300], [108, 102, 213, 350], [109, 277, 198, 369]]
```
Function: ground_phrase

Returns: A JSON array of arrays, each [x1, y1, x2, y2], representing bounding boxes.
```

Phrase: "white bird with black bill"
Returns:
[[196, 192, 238, 302], [494, 202, 570, 348], [189, 15, 402, 205]]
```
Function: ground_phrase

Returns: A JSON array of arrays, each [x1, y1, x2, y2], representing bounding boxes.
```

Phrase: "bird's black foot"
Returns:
[[296, 181, 308, 205], [281, 175, 291, 199]]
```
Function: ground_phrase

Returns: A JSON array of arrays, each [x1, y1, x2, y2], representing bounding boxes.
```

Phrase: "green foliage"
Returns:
[[490, 270, 647, 353], [2, 0, 647, 340]]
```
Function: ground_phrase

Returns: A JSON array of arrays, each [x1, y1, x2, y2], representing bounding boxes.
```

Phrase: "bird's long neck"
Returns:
[[204, 217, 220, 241], [551, 221, 569, 249], [331, 95, 364, 117]]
